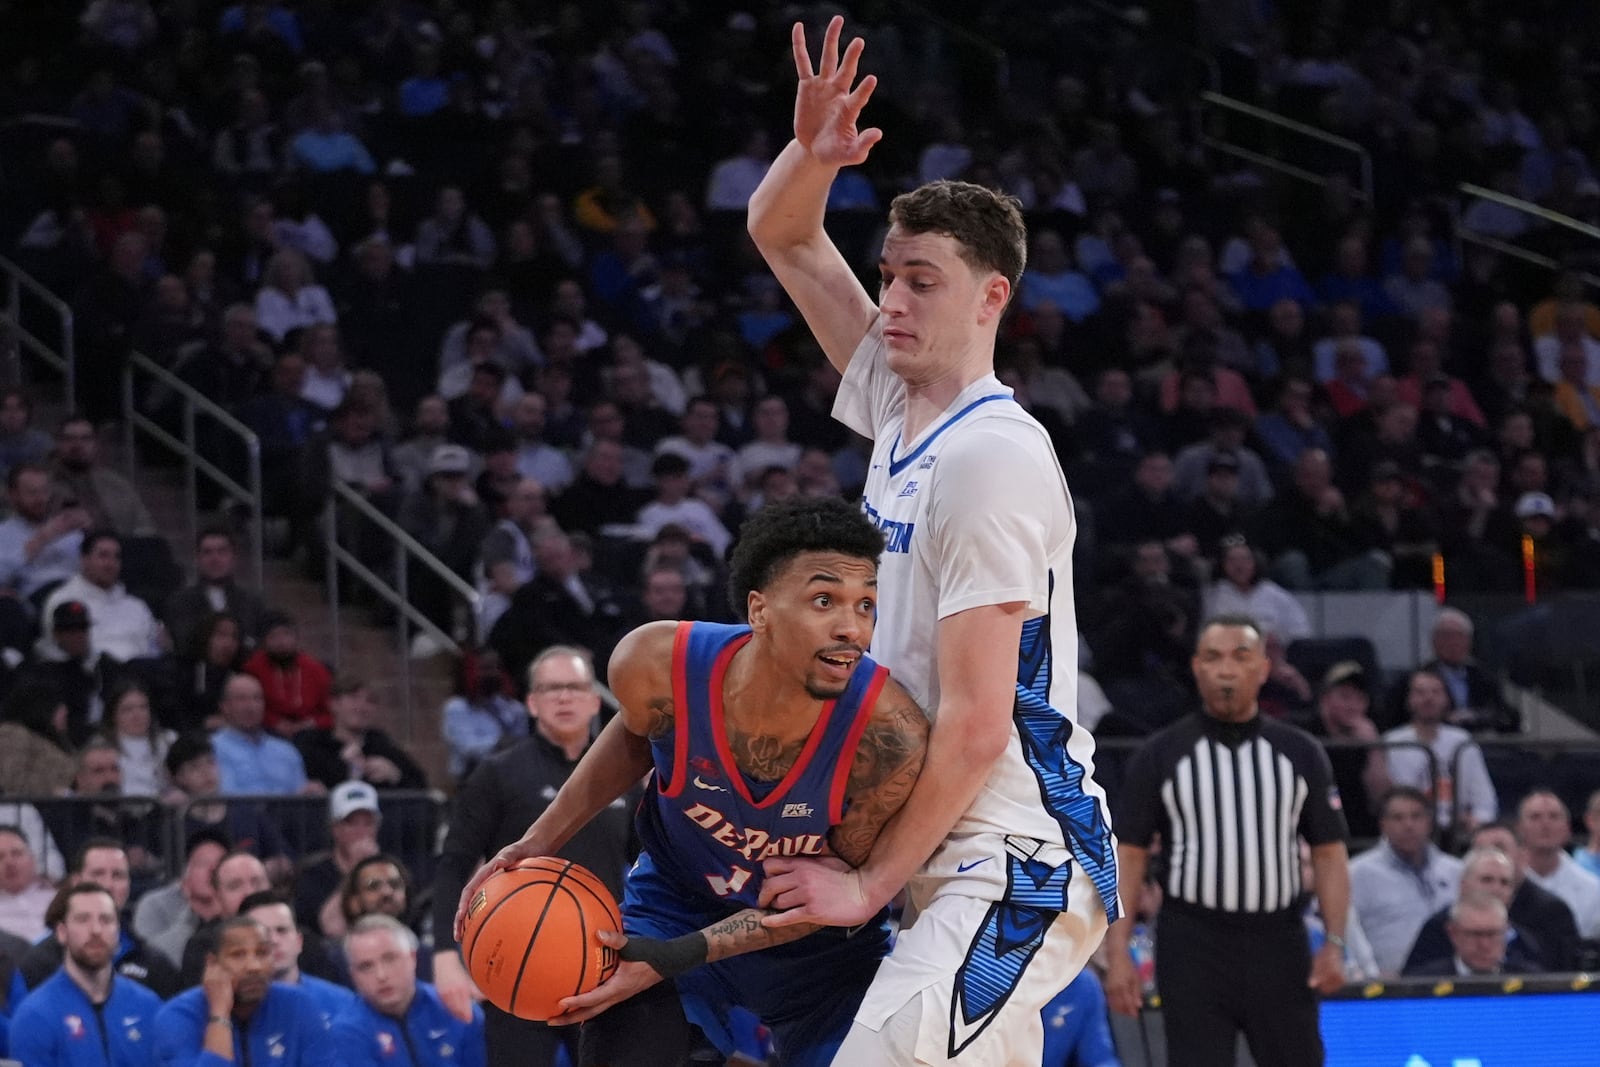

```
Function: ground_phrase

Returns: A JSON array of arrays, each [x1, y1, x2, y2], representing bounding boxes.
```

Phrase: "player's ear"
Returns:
[[978, 273, 1010, 323], [746, 589, 768, 633]]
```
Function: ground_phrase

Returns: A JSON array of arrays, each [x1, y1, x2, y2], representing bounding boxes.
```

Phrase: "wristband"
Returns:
[[620, 932, 708, 979], [1324, 933, 1347, 950]]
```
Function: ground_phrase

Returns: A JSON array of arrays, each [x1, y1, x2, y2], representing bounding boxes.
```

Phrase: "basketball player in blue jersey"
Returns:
[[454, 495, 930, 1067], [746, 16, 1120, 1065]]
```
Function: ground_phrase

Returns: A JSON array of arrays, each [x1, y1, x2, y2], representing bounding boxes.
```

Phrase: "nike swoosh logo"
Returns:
[[956, 858, 990, 873], [429, 1029, 448, 1039], [693, 776, 727, 792]]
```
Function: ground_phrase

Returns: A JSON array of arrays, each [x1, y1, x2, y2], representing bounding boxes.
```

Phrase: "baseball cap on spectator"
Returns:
[[1514, 492, 1556, 520], [330, 780, 381, 823], [52, 600, 90, 630], [429, 443, 473, 477], [1321, 660, 1367, 695]]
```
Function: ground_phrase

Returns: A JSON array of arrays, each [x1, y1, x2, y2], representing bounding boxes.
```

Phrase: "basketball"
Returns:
[[461, 857, 623, 1021]]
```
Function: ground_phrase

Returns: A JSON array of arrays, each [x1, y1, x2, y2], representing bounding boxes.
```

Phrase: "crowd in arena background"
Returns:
[[0, 0, 1598, 1063]]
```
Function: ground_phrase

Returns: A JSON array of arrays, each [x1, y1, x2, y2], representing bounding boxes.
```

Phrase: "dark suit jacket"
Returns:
[[488, 571, 626, 685], [163, 579, 267, 653], [1402, 908, 1546, 973], [1380, 658, 1514, 733], [1404, 954, 1535, 977], [1511, 879, 1582, 971]]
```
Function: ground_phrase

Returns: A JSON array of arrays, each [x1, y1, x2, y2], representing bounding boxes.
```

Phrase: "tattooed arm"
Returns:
[[829, 680, 930, 868]]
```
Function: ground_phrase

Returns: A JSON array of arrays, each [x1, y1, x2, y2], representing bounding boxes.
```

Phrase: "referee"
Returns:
[[1105, 614, 1351, 1066]]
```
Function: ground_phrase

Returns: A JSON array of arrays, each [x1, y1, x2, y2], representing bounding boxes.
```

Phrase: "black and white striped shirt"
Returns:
[[1116, 713, 1348, 914]]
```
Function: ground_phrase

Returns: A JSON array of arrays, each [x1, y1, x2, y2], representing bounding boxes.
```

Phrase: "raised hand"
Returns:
[[791, 16, 882, 167]]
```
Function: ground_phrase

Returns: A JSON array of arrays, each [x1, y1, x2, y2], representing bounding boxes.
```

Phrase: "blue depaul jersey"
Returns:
[[329, 981, 486, 1067], [154, 983, 335, 1067], [293, 974, 356, 1028], [636, 621, 890, 913], [9, 969, 164, 1067]]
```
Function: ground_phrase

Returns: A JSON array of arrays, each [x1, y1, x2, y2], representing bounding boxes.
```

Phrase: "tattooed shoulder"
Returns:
[[847, 688, 928, 794]]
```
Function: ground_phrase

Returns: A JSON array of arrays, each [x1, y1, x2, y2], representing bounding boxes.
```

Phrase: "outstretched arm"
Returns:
[[748, 16, 881, 373]]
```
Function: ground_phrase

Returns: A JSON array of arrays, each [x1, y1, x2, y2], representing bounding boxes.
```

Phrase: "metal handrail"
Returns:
[[1459, 182, 1600, 241], [0, 252, 75, 401], [324, 478, 483, 736], [121, 351, 264, 591], [1199, 91, 1374, 203], [1455, 182, 1600, 287]]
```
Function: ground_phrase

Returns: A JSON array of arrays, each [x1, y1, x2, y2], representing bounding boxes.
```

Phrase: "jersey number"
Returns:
[[705, 866, 751, 897]]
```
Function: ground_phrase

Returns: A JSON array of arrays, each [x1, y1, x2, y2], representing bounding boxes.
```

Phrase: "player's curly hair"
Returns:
[[889, 180, 1028, 293], [727, 496, 884, 619]]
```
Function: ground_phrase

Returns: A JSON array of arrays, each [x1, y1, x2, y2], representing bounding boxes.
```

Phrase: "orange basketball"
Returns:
[[461, 857, 623, 1021]]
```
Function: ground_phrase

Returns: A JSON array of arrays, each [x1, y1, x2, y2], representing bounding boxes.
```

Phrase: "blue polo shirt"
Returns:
[[155, 983, 334, 1067], [10, 969, 164, 1067], [329, 982, 484, 1067], [212, 727, 308, 795]]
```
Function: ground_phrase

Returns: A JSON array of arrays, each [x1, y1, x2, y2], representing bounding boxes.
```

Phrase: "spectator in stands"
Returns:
[[177, 848, 273, 984], [1229, 223, 1314, 312], [623, 563, 697, 631], [1172, 408, 1274, 507], [335, 853, 423, 948], [1349, 786, 1463, 976], [17, 839, 179, 997], [1405, 847, 1549, 974], [634, 452, 731, 558], [551, 439, 652, 535], [446, 363, 513, 454], [397, 444, 491, 639], [102, 681, 173, 797], [0, 682, 76, 797], [1254, 378, 1333, 482], [392, 396, 455, 495], [489, 529, 626, 685], [1385, 237, 1453, 318], [16, 601, 118, 747], [211, 89, 281, 190], [157, 917, 331, 1066], [253, 248, 336, 344], [163, 526, 265, 658], [654, 396, 735, 503], [0, 826, 57, 941], [509, 394, 574, 494], [476, 478, 548, 639], [1534, 302, 1600, 385], [1299, 661, 1387, 839], [165, 733, 292, 867], [415, 185, 495, 271], [1097, 451, 1195, 559], [293, 780, 380, 934], [295, 677, 424, 792], [436, 290, 540, 386], [1397, 608, 1516, 733], [335, 913, 483, 1063], [1313, 302, 1390, 385], [1404, 892, 1530, 977], [37, 532, 161, 664], [440, 651, 526, 783], [296, 322, 350, 413], [243, 613, 332, 738], [1517, 790, 1600, 939], [133, 827, 227, 969], [729, 394, 801, 494], [0, 389, 54, 481], [240, 893, 354, 1025], [8, 883, 166, 1067], [48, 417, 156, 537], [240, 350, 323, 543], [1203, 537, 1310, 643], [472, 428, 522, 514], [172, 612, 243, 735], [0, 462, 89, 604], [1469, 821, 1582, 971], [1256, 449, 1389, 590], [211, 673, 318, 796], [1381, 669, 1497, 834], [1580, 789, 1600, 879], [287, 99, 374, 174], [1317, 235, 1399, 321]]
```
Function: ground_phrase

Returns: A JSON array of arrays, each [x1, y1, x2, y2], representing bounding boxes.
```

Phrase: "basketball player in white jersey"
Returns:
[[749, 16, 1120, 1066]]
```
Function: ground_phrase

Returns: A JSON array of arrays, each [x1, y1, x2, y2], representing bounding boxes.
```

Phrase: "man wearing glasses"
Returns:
[[429, 645, 633, 1067]]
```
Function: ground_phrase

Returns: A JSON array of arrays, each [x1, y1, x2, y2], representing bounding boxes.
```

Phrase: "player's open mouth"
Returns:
[[817, 652, 858, 671]]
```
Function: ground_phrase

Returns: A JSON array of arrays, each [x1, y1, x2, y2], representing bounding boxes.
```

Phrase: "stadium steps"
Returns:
[[103, 426, 457, 789]]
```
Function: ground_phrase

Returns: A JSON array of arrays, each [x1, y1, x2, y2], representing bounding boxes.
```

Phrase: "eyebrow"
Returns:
[[878, 257, 945, 272], [807, 573, 877, 587]]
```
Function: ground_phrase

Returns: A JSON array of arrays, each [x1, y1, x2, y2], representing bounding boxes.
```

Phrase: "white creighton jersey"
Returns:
[[833, 325, 1118, 919]]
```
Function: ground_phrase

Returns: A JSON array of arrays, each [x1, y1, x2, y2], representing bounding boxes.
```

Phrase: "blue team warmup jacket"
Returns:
[[328, 981, 485, 1067], [9, 969, 164, 1067], [155, 982, 335, 1067]]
